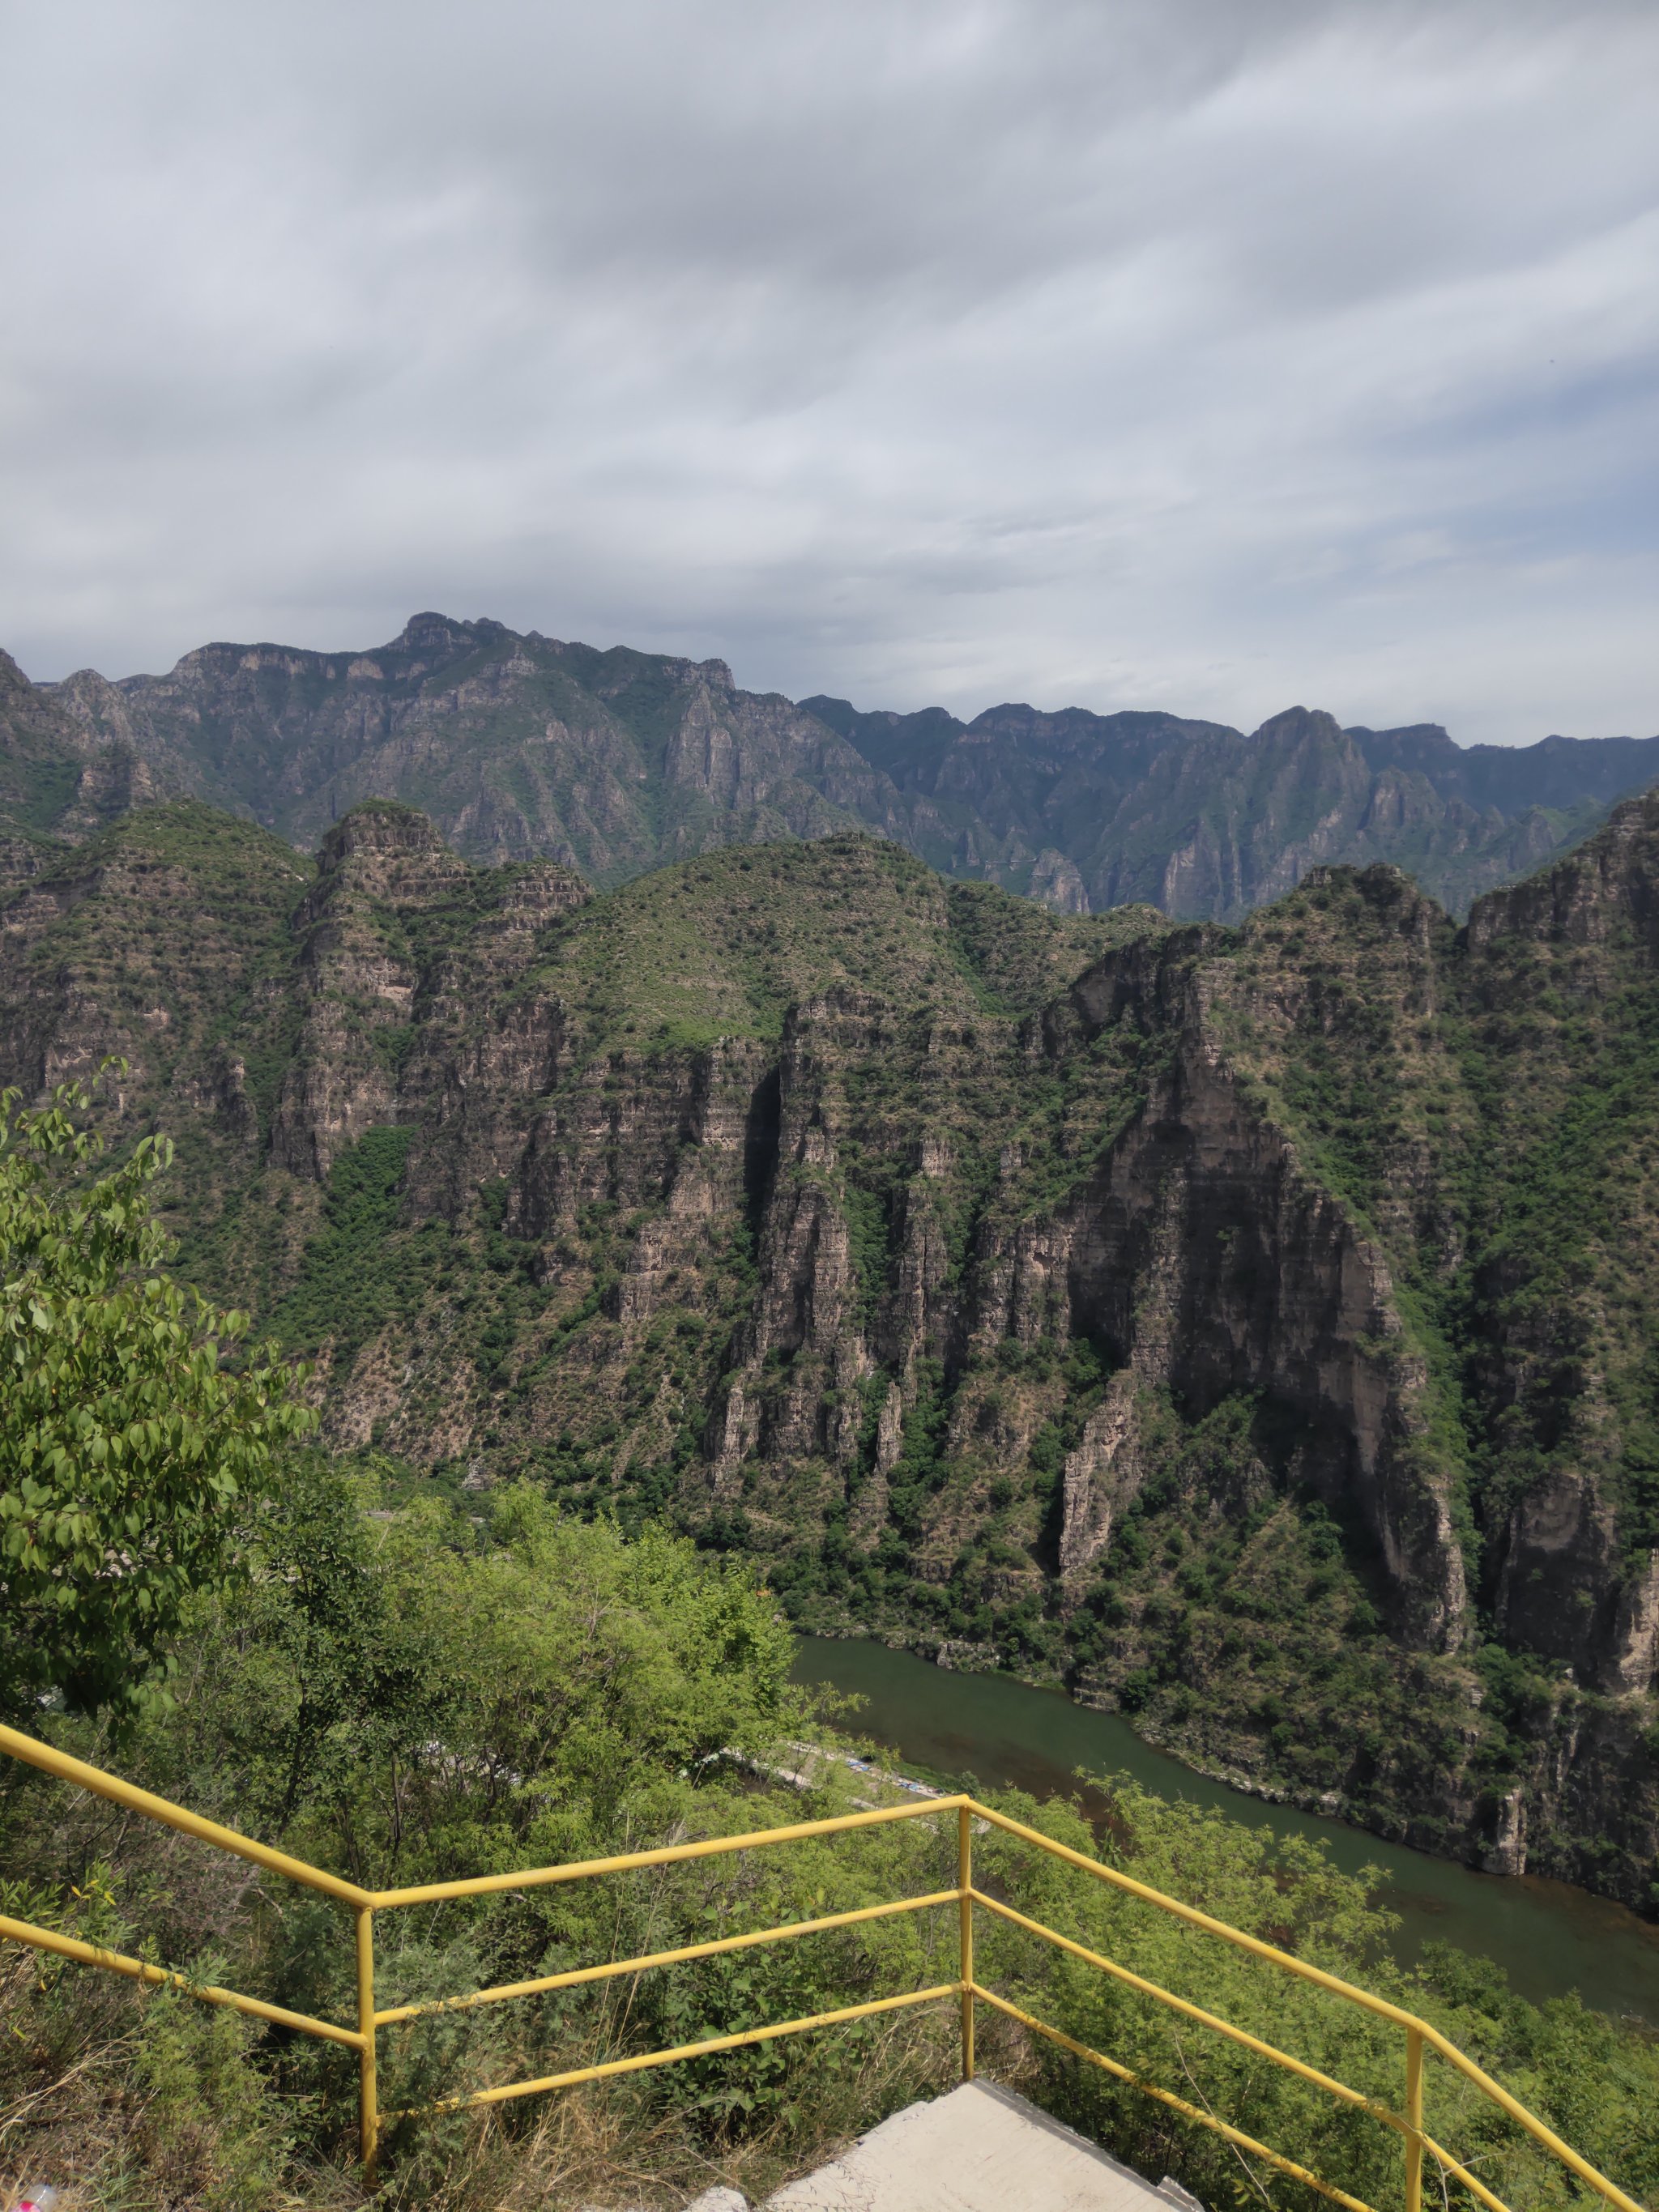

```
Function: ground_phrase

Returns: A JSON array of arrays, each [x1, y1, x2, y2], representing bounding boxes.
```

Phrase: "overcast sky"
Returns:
[[3, 0, 1655, 743]]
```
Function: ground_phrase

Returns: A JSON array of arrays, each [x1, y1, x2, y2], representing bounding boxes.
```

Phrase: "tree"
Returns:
[[162, 1468, 808, 1873], [0, 1071, 314, 1720]]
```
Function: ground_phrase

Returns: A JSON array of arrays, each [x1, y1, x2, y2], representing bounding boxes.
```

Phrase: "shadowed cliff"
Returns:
[[3, 791, 1659, 1904]]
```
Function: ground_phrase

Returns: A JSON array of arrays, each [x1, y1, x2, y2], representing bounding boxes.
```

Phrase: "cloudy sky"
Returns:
[[3, 0, 1655, 743]]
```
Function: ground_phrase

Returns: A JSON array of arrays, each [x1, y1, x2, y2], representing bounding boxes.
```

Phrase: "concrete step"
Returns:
[[759, 2079, 1196, 2212]]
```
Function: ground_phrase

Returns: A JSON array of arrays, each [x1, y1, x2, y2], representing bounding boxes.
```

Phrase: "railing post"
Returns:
[[356, 1906, 379, 2187], [957, 1803, 975, 2082], [1404, 2025, 1423, 2212]]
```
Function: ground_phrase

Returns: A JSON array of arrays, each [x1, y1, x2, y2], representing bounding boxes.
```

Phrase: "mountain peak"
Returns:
[[1250, 705, 1346, 744], [6, 622, 1658, 924], [318, 799, 452, 868], [387, 610, 507, 656]]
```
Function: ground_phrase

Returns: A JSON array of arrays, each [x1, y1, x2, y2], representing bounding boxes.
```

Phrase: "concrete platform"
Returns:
[[761, 2080, 1188, 2212]]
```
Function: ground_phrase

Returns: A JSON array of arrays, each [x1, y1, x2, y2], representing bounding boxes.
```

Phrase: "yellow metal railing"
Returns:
[[0, 1721, 1644, 2212]]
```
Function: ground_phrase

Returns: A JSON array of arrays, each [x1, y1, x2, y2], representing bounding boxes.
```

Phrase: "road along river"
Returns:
[[790, 1634, 1659, 2028]]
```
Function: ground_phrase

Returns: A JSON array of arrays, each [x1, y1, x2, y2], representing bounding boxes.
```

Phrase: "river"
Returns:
[[790, 1634, 1659, 2029]]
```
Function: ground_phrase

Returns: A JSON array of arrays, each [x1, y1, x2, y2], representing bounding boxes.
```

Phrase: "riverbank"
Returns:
[[791, 1634, 1659, 2029], [877, 1630, 1388, 1833]]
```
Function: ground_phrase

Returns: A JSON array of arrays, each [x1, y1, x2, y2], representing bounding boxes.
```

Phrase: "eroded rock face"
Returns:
[[268, 804, 589, 1184], [811, 692, 1659, 920], [0, 647, 164, 890], [3, 797, 1659, 1903], [1058, 1374, 1153, 1584], [12, 614, 1659, 918], [1071, 1038, 1465, 1647]]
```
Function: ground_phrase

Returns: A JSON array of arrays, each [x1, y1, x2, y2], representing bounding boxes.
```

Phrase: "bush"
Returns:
[[0, 1072, 313, 1721], [3, 1464, 1655, 2212]]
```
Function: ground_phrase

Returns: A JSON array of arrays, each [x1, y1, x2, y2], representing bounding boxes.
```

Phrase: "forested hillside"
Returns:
[[3, 786, 1659, 1908], [6, 987, 1658, 2212]]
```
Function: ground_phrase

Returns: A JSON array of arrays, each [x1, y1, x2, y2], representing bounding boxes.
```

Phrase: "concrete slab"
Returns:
[[761, 2080, 1180, 2212], [578, 2197, 748, 2211]]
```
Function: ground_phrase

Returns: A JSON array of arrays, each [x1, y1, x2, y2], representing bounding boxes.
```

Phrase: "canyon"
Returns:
[[2, 735, 1657, 1905]]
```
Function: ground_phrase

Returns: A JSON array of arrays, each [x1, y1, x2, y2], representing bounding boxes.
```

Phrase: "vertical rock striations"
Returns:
[[7, 616, 1657, 917], [2, 798, 1659, 1903]]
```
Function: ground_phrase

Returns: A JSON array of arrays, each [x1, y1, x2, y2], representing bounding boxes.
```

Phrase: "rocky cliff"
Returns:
[[809, 694, 1657, 920], [9, 613, 1657, 918], [0, 645, 157, 877], [2, 794, 1657, 1905]]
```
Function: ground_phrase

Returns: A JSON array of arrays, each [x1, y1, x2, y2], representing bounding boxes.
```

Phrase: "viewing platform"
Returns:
[[1, 1722, 1642, 2212], [752, 2078, 1201, 2211]]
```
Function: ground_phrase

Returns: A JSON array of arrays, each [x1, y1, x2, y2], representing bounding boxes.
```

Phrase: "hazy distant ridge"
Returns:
[[5, 612, 1656, 918]]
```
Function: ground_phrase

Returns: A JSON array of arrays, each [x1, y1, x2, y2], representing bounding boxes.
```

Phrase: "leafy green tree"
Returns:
[[0, 1072, 313, 1720], [155, 1470, 808, 1881]]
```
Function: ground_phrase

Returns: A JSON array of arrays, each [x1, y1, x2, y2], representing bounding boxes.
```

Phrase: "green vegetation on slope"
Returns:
[[1210, 854, 1659, 1573], [527, 833, 1132, 1051], [2, 1096, 1657, 2210], [6, 799, 1659, 1909], [4, 1464, 1656, 2211], [267, 1125, 428, 1360]]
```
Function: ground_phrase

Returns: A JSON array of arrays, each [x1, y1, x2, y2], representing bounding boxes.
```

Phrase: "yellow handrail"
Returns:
[[0, 1720, 370, 1903], [0, 1912, 366, 2049], [967, 1890, 1402, 2131], [371, 1889, 959, 2027], [387, 1985, 960, 2123], [368, 1791, 959, 1907], [0, 1720, 1644, 2212], [970, 1801, 1643, 2211], [973, 1984, 1380, 2212]]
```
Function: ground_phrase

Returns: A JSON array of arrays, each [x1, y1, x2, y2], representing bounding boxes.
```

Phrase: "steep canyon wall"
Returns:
[[2, 795, 1657, 1903]]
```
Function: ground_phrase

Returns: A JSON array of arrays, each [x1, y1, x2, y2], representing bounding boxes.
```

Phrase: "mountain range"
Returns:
[[5, 612, 1657, 918], [3, 758, 1658, 1907]]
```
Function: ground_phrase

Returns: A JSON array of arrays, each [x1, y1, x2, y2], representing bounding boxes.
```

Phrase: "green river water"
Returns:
[[790, 1634, 1659, 2029]]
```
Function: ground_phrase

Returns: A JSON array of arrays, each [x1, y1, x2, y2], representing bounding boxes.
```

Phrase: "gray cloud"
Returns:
[[2, 0, 1655, 742]]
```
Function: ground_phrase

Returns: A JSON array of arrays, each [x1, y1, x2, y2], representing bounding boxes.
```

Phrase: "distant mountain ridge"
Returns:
[[806, 693, 1659, 918], [3, 612, 1655, 918]]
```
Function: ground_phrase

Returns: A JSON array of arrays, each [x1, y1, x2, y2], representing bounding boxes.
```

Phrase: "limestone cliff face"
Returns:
[[810, 693, 1659, 921], [510, 1034, 764, 1239], [1455, 795, 1659, 1707], [0, 646, 160, 880], [11, 615, 1658, 919], [1465, 791, 1659, 959], [267, 803, 587, 1183], [1056, 1374, 1153, 1585], [3, 800, 1659, 1904], [33, 615, 897, 889], [0, 806, 309, 1118], [1038, 1028, 1467, 1650]]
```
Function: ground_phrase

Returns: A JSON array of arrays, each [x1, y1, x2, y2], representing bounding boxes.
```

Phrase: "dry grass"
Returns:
[[1, 1955, 1045, 2212]]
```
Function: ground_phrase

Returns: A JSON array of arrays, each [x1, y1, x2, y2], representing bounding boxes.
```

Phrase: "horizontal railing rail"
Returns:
[[371, 1888, 961, 2027], [390, 1985, 961, 2124], [0, 1910, 368, 2049], [0, 1720, 370, 1903], [0, 1720, 1644, 2212]]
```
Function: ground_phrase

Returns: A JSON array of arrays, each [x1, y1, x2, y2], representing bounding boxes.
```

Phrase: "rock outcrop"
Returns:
[[8, 615, 1657, 917], [2, 795, 1658, 1906]]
